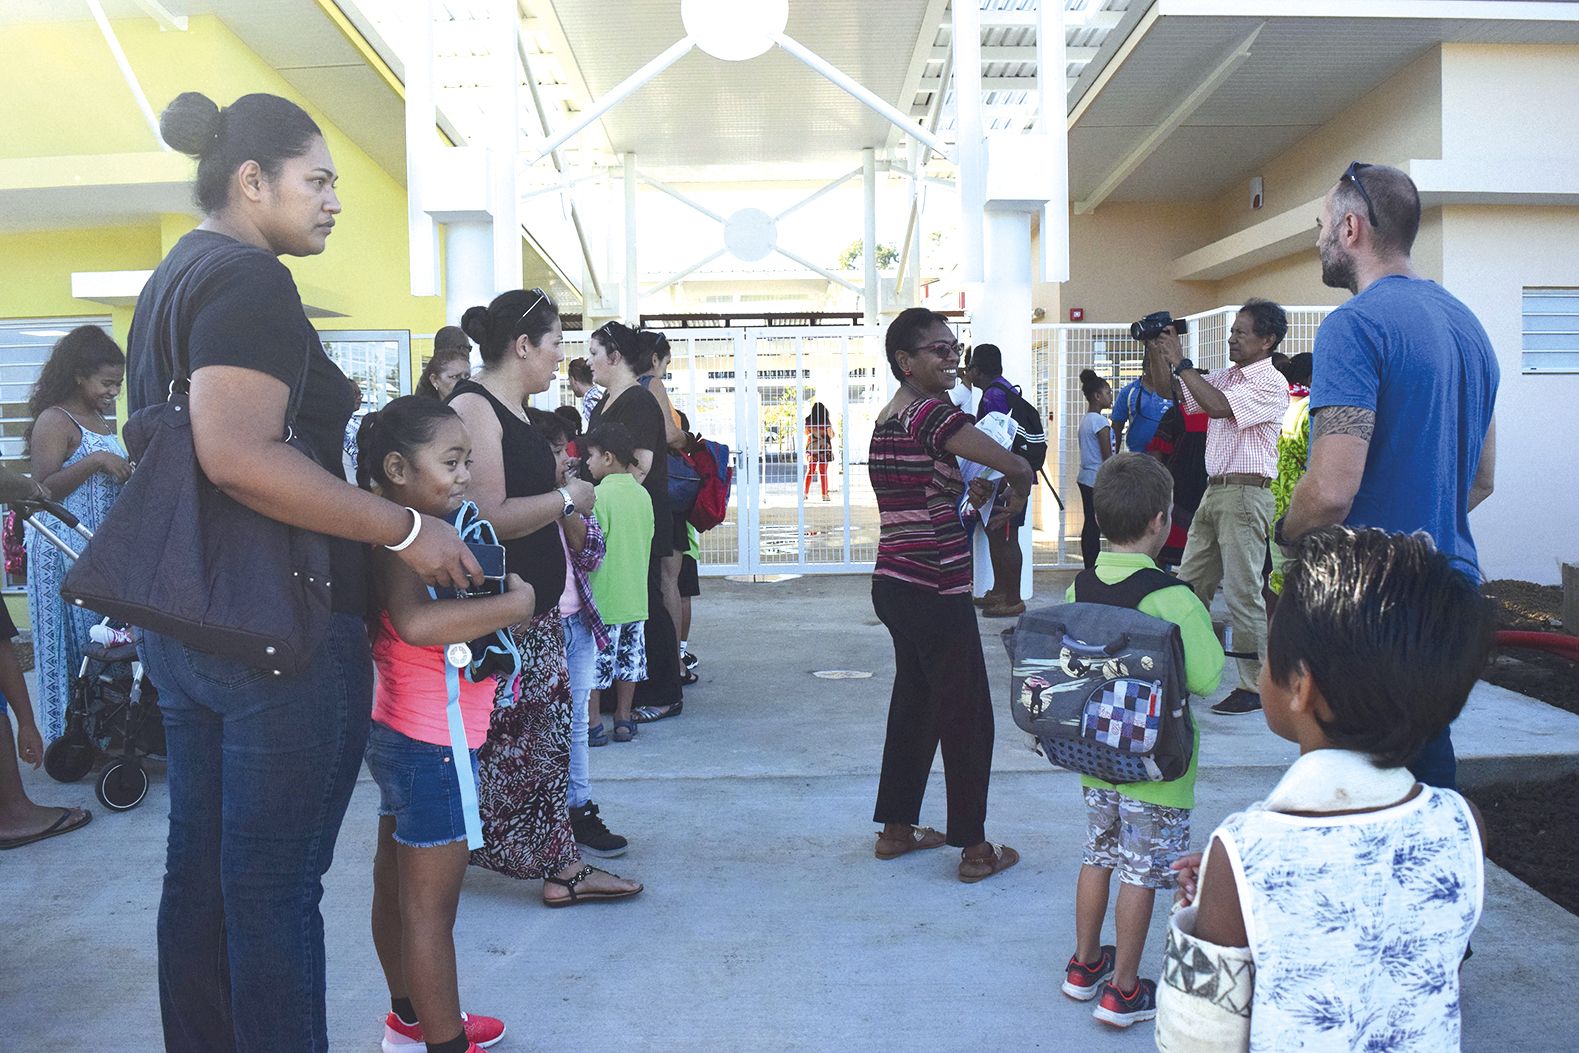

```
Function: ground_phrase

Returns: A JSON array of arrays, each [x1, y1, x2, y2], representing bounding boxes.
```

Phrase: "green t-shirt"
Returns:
[[1065, 551, 1225, 809], [589, 473, 654, 624], [686, 522, 700, 561]]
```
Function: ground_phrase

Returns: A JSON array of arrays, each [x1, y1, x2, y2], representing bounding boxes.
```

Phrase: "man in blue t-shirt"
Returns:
[[1282, 162, 1498, 791], [1109, 353, 1177, 454]]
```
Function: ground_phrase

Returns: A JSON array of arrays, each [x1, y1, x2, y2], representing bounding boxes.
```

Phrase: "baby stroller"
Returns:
[[11, 491, 163, 812]]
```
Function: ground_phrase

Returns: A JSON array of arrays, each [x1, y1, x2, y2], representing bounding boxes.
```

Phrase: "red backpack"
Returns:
[[684, 438, 733, 532]]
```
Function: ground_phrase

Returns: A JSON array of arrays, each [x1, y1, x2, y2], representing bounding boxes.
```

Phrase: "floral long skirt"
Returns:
[[469, 611, 579, 879]]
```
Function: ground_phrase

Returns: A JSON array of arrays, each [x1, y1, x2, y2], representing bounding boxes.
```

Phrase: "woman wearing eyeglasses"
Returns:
[[868, 307, 1034, 883], [449, 290, 642, 907]]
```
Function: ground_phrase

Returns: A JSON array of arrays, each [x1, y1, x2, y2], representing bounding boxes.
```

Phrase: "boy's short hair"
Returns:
[[1093, 452, 1172, 544], [1269, 527, 1494, 768], [525, 406, 574, 447], [566, 357, 593, 384], [583, 421, 639, 468]]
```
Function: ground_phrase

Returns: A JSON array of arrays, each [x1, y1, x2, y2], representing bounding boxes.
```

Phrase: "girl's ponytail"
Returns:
[[356, 396, 459, 492]]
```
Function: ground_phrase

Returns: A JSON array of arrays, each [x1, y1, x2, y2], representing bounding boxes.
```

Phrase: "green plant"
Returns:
[[836, 239, 899, 271]]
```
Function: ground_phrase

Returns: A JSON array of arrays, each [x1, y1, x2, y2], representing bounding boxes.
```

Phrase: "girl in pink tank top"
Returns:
[[356, 396, 535, 1053]]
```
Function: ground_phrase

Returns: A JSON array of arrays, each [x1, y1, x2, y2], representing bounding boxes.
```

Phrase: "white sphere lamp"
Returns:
[[680, 0, 789, 62], [724, 208, 778, 262]]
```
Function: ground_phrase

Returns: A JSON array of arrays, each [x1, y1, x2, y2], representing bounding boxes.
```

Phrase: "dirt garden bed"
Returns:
[[1471, 580, 1579, 916]]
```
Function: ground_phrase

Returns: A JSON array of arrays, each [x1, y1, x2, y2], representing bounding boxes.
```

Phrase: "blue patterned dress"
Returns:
[[26, 412, 127, 742]]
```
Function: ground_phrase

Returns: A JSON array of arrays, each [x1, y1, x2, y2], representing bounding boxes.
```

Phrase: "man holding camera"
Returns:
[[1154, 300, 1290, 715]]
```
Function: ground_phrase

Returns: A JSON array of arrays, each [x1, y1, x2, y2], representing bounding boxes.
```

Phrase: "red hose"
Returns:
[[1494, 630, 1579, 663]]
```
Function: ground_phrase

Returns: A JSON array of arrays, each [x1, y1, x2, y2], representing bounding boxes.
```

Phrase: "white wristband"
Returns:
[[385, 506, 422, 552]]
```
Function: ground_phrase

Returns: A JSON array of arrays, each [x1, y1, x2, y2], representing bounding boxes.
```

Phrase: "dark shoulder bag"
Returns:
[[61, 246, 332, 676]]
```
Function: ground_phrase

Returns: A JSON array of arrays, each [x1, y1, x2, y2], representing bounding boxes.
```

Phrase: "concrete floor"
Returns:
[[6, 572, 1579, 1051]]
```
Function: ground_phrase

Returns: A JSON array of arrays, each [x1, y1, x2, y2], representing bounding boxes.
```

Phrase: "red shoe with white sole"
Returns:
[[381, 1010, 505, 1052]]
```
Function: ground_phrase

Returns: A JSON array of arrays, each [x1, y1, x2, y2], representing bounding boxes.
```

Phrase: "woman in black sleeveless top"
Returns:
[[448, 290, 641, 905]]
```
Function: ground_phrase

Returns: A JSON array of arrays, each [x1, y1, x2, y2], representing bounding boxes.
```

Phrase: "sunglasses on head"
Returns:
[[1340, 161, 1379, 229]]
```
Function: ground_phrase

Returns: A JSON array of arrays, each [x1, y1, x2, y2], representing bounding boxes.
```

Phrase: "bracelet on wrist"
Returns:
[[385, 506, 422, 552]]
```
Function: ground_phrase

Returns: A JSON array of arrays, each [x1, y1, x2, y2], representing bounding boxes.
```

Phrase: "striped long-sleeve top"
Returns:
[[868, 397, 973, 594]]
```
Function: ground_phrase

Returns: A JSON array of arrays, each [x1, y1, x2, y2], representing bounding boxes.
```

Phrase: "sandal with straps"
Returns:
[[612, 719, 637, 742], [875, 825, 947, 860], [958, 843, 1020, 884], [542, 864, 643, 907]]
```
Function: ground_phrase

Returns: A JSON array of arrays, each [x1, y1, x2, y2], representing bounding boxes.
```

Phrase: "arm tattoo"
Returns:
[[1312, 405, 1376, 442]]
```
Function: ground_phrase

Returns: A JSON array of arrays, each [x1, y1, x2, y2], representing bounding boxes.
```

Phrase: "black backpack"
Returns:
[[987, 378, 1048, 472], [1006, 568, 1194, 783]]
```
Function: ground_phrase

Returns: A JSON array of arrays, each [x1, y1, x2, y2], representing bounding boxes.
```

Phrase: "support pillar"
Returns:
[[445, 220, 494, 368], [862, 147, 879, 327], [976, 208, 1036, 600], [624, 153, 639, 321]]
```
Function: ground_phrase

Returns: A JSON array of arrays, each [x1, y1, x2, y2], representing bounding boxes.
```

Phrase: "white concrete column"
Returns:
[[445, 220, 494, 369], [623, 153, 639, 321], [977, 208, 1036, 599], [953, 0, 984, 284], [862, 147, 879, 326]]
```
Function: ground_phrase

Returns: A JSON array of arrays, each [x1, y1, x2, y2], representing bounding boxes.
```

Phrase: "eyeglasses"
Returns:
[[908, 340, 963, 358], [1341, 161, 1379, 229]]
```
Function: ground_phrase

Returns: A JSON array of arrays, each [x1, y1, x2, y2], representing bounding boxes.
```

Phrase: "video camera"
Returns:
[[1130, 311, 1188, 343]]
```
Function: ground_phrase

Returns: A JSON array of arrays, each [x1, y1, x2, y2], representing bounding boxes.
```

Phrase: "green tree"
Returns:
[[836, 239, 899, 271]]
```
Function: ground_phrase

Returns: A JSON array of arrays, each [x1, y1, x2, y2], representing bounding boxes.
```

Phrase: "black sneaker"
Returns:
[[570, 802, 628, 858], [1092, 978, 1156, 1028], [1062, 945, 1116, 1001], [1211, 689, 1262, 715], [681, 649, 699, 671]]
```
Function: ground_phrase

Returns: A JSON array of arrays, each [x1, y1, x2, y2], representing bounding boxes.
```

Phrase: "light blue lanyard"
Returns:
[[443, 653, 484, 850]]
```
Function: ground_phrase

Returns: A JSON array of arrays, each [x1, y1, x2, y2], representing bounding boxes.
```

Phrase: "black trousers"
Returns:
[[871, 577, 994, 848], [1078, 482, 1101, 570], [634, 550, 681, 708]]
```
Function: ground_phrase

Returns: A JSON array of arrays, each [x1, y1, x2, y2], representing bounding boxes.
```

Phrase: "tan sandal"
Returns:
[[958, 843, 1020, 883], [875, 825, 947, 859]]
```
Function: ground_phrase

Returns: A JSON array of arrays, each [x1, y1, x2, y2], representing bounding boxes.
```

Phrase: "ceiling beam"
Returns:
[[1074, 23, 1263, 214], [888, 0, 952, 151], [929, 45, 1098, 65]]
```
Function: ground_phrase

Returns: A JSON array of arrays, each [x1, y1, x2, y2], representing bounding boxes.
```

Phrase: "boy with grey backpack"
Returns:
[[1008, 453, 1224, 1028]]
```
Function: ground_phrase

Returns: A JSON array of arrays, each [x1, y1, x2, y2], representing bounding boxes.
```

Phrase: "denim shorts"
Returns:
[[365, 720, 479, 848]]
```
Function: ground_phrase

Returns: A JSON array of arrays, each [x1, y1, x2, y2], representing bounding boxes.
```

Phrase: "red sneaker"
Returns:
[[382, 1010, 506, 1051], [1061, 944, 1116, 1001], [1092, 978, 1157, 1028]]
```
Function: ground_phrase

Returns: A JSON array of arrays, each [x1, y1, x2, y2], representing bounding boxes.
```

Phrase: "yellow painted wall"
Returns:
[[1058, 201, 1220, 324]]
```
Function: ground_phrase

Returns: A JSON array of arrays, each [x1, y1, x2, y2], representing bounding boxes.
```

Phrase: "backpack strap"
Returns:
[[1073, 566, 1181, 610]]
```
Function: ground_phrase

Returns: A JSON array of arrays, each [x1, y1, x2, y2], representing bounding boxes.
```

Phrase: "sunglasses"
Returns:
[[908, 340, 963, 358], [1341, 161, 1379, 229]]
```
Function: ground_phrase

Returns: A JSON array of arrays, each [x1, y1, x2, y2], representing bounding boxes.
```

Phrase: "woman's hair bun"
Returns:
[[460, 305, 492, 346], [1079, 368, 1100, 384], [160, 92, 222, 157]]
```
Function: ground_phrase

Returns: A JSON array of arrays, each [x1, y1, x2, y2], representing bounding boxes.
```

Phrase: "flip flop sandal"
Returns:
[[875, 825, 947, 860], [542, 864, 643, 907], [958, 843, 1020, 884], [0, 807, 92, 850], [679, 668, 699, 686], [632, 700, 683, 724], [612, 720, 637, 742]]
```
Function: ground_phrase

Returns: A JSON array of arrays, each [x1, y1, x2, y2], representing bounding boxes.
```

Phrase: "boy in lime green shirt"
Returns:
[[584, 423, 654, 742], [1061, 453, 1224, 1027]]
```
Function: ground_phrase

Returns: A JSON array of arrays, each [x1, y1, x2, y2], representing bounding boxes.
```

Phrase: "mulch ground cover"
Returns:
[[1471, 580, 1579, 916]]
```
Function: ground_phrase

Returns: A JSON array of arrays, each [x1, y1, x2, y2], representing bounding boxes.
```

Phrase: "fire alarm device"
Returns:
[[1069, 307, 1085, 321], [1250, 176, 1264, 210]]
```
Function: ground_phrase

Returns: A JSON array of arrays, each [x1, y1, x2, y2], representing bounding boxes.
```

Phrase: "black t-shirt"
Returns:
[[447, 379, 566, 618], [590, 383, 672, 557], [126, 229, 367, 614]]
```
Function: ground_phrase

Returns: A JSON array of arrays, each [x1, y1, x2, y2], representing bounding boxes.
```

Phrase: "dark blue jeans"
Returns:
[[144, 614, 373, 1053], [1408, 725, 1457, 790]]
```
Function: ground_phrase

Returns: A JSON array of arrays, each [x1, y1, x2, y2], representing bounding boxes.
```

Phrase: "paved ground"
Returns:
[[7, 573, 1579, 1050]]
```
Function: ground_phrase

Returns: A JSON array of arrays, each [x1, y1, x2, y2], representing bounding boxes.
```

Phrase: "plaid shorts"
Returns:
[[1082, 787, 1191, 889], [594, 620, 647, 690]]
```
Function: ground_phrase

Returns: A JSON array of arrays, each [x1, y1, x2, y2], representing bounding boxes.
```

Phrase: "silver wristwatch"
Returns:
[[557, 486, 577, 518]]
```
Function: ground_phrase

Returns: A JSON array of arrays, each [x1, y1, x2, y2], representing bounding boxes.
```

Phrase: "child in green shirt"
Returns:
[[1061, 453, 1225, 1028], [584, 423, 654, 743]]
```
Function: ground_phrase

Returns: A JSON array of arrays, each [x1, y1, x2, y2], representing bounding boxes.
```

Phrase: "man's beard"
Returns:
[[1320, 238, 1358, 293]]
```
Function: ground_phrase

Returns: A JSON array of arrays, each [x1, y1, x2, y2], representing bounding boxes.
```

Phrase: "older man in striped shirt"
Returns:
[[1156, 299, 1290, 714]]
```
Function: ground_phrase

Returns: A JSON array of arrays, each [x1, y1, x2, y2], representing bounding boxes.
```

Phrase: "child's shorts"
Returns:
[[365, 720, 478, 848], [594, 620, 647, 690], [1082, 787, 1190, 889], [679, 554, 701, 598]]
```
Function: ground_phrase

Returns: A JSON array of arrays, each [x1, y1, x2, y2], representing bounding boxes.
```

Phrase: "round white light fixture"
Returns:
[[723, 207, 778, 262], [680, 0, 788, 62]]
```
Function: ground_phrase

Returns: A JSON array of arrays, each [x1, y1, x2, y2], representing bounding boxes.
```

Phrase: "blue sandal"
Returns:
[[612, 719, 638, 742], [588, 721, 608, 748]]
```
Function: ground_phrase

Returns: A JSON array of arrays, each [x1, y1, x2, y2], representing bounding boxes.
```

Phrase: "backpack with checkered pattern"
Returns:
[[1005, 568, 1194, 783]]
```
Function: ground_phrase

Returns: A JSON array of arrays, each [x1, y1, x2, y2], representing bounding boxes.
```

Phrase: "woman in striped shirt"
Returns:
[[869, 308, 1035, 883]]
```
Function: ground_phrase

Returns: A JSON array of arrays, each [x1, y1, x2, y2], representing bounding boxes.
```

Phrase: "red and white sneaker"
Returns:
[[382, 1010, 506, 1052], [1092, 978, 1157, 1028]]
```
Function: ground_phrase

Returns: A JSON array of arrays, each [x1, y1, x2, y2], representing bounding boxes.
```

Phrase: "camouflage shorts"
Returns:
[[1082, 787, 1191, 889]]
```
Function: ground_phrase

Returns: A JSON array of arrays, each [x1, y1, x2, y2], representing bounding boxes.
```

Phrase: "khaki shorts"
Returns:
[[1082, 787, 1191, 889]]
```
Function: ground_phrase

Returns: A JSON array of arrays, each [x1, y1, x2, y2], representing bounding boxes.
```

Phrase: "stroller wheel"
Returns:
[[43, 733, 95, 784], [96, 759, 150, 812]]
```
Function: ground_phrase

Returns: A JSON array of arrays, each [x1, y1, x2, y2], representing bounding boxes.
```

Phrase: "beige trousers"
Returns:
[[1175, 483, 1275, 693]]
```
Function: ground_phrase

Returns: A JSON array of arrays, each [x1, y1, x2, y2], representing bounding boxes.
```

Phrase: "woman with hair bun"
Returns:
[[448, 290, 642, 907], [128, 90, 478, 1053], [25, 325, 129, 744], [1078, 368, 1115, 569]]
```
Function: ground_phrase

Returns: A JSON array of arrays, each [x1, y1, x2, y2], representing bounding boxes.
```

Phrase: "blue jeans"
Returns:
[[144, 614, 373, 1053], [1408, 725, 1457, 790], [563, 610, 597, 809]]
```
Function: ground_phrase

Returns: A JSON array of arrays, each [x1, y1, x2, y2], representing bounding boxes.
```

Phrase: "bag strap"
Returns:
[[1073, 566, 1181, 610], [159, 242, 312, 430]]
